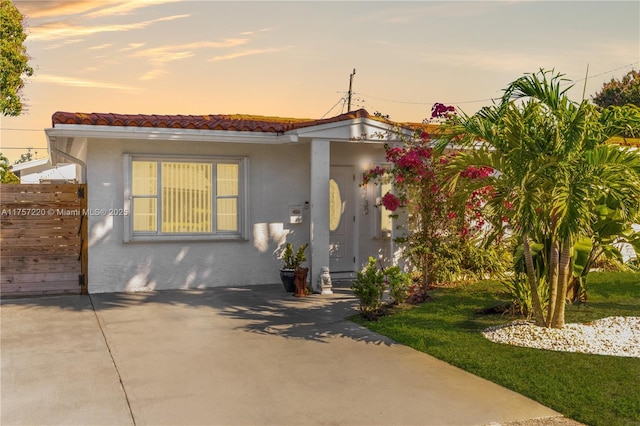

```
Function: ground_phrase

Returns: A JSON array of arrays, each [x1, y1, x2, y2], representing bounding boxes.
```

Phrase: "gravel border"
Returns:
[[485, 416, 586, 425], [483, 316, 640, 358]]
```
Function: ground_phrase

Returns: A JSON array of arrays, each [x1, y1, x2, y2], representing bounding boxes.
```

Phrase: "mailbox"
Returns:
[[289, 205, 303, 224]]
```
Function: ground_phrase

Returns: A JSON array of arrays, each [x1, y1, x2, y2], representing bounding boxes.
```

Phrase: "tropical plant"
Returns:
[[439, 69, 640, 328], [502, 273, 549, 318], [352, 257, 386, 319], [281, 242, 308, 270], [565, 194, 640, 301], [0, 152, 19, 183], [13, 148, 33, 164]]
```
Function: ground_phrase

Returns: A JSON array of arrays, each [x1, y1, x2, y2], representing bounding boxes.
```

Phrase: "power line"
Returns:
[[571, 61, 639, 84], [353, 62, 640, 108], [321, 96, 347, 119], [0, 128, 44, 131], [1, 146, 47, 150]]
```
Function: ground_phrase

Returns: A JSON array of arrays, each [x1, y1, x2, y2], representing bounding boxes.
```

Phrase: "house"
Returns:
[[45, 109, 435, 293], [10, 157, 78, 184]]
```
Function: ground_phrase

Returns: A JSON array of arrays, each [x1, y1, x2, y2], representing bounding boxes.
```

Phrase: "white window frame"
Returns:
[[123, 154, 249, 242], [372, 163, 393, 240]]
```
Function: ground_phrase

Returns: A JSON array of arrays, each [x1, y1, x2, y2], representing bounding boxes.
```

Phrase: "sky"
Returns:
[[1, 0, 639, 163]]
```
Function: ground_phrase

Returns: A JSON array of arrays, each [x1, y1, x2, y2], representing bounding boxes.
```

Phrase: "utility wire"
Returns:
[[353, 62, 640, 108], [1, 128, 44, 131], [321, 96, 347, 119], [0, 146, 47, 150], [571, 61, 639, 85]]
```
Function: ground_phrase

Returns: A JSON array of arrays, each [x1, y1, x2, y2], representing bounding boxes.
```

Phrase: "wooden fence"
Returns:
[[1, 184, 87, 297]]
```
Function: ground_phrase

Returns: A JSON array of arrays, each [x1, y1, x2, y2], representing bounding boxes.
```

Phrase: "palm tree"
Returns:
[[439, 69, 640, 328]]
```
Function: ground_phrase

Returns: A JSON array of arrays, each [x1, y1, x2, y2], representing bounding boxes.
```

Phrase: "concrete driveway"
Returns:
[[1, 284, 562, 425]]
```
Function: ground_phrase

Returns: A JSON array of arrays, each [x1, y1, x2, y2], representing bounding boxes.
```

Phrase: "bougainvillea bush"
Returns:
[[362, 106, 509, 288]]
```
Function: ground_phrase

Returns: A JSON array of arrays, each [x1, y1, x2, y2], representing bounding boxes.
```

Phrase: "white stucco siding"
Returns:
[[86, 137, 311, 293]]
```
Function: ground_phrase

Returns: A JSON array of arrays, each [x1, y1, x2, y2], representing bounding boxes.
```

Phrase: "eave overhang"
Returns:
[[45, 124, 299, 144]]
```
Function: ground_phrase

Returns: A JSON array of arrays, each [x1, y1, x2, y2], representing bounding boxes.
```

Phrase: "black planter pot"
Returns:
[[280, 269, 296, 292]]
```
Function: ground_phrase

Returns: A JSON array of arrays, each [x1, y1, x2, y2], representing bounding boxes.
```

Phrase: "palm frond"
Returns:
[[501, 69, 574, 112]]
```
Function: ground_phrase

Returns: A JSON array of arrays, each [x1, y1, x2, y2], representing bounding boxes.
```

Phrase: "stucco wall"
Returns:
[[86, 138, 311, 292], [84, 137, 390, 293]]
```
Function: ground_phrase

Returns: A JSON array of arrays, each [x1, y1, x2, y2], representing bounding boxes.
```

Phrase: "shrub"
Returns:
[[406, 282, 431, 304], [352, 257, 386, 319], [385, 265, 411, 305], [502, 273, 549, 318]]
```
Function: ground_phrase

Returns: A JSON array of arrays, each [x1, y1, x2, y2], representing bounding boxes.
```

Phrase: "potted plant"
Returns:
[[280, 242, 308, 292]]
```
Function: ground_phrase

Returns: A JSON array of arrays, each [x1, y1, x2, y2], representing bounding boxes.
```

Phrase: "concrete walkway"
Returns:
[[1, 285, 562, 425]]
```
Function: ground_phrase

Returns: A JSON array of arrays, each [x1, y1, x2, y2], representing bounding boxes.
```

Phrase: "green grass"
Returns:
[[351, 272, 640, 426]]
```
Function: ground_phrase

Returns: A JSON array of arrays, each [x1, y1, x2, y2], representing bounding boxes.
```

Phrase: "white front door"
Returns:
[[329, 166, 356, 272]]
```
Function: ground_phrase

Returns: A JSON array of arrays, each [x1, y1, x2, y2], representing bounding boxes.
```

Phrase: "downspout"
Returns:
[[48, 136, 87, 183]]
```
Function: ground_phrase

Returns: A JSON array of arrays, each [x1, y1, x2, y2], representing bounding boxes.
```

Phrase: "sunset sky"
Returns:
[[1, 0, 639, 163]]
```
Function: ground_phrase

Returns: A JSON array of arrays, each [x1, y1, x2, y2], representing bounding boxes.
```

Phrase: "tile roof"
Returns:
[[51, 109, 393, 134]]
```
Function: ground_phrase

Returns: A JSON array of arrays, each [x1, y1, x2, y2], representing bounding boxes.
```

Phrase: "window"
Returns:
[[329, 178, 342, 232], [370, 164, 392, 239], [376, 180, 393, 238], [125, 155, 247, 241], [376, 183, 393, 238]]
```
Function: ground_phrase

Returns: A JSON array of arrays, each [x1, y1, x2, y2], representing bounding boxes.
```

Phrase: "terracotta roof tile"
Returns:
[[50, 109, 446, 140], [51, 109, 384, 134]]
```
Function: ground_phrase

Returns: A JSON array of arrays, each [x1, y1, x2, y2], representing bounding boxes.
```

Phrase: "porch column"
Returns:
[[309, 138, 330, 292]]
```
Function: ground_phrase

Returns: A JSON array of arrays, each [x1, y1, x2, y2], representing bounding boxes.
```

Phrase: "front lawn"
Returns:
[[351, 272, 640, 426]]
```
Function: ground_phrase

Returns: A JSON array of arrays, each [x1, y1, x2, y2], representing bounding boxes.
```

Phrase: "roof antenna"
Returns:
[[347, 68, 356, 112], [582, 63, 589, 101]]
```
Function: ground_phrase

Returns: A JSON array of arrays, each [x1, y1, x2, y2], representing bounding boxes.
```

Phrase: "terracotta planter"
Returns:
[[293, 267, 309, 297]]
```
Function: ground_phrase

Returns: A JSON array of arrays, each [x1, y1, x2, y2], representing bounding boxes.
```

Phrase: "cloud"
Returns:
[[14, 1, 103, 19], [15, 0, 181, 19], [422, 43, 640, 76], [90, 43, 113, 50], [423, 48, 546, 73], [132, 39, 249, 64], [28, 14, 189, 41], [353, 2, 494, 25], [131, 39, 250, 81], [240, 27, 274, 36], [118, 43, 146, 52], [34, 73, 140, 91], [139, 69, 168, 81], [208, 46, 292, 62], [86, 0, 181, 18], [42, 38, 85, 50]]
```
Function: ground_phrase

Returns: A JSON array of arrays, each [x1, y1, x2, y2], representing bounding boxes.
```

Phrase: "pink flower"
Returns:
[[381, 192, 401, 211], [431, 103, 456, 119], [461, 165, 493, 179]]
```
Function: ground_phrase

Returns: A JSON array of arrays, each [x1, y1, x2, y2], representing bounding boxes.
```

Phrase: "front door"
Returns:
[[329, 166, 356, 272]]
